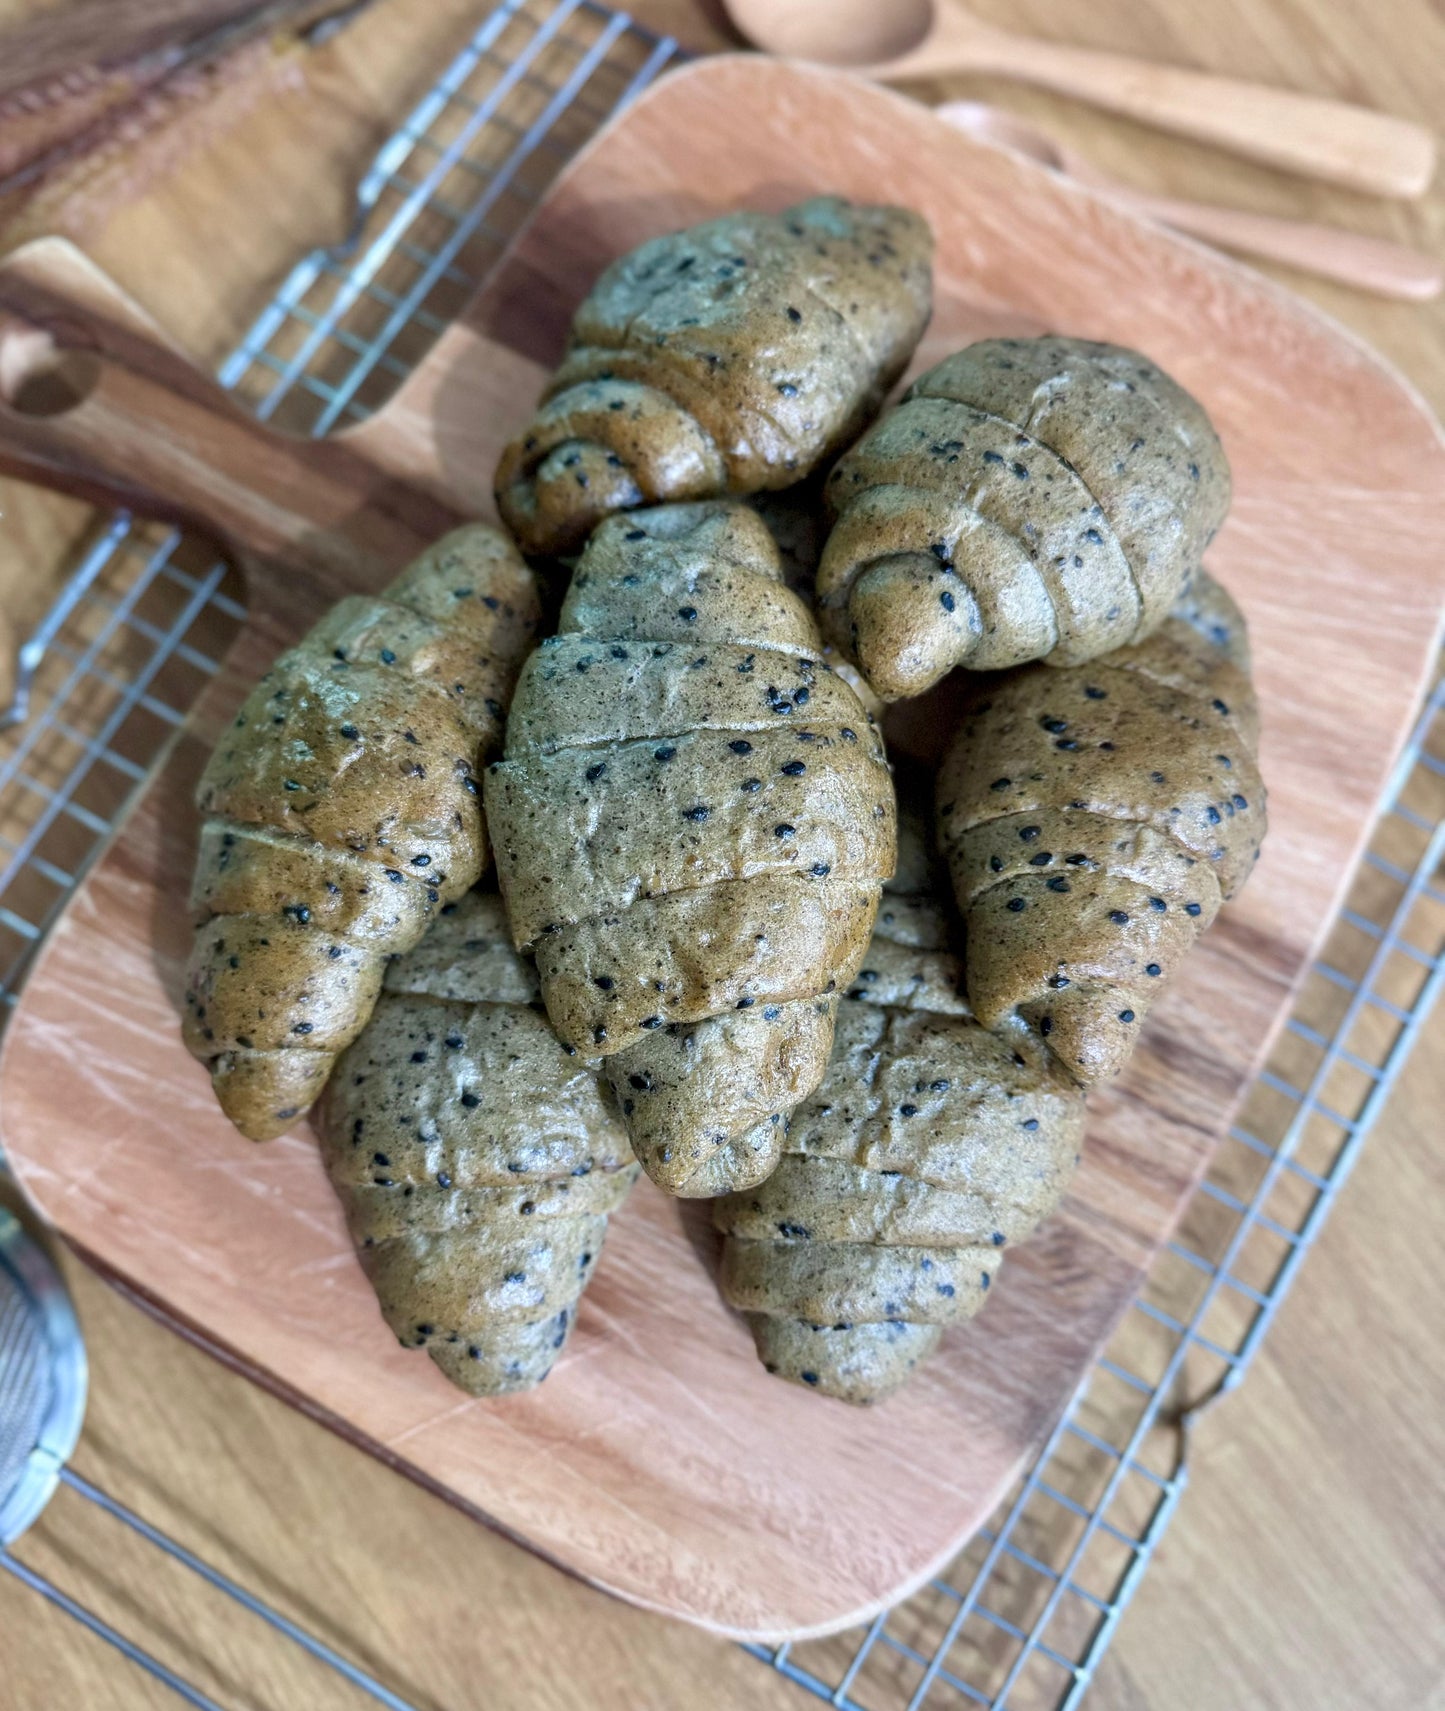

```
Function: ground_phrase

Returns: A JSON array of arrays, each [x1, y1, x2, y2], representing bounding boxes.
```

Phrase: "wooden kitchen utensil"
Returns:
[[1, 58, 1442, 1640], [721, 0, 1437, 197], [936, 100, 1444, 300]]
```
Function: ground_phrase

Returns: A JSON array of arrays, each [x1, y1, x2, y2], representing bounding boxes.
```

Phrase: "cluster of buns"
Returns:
[[184, 198, 1262, 1403]]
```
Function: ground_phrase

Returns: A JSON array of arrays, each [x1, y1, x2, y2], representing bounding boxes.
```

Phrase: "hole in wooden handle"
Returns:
[[0, 320, 102, 419]]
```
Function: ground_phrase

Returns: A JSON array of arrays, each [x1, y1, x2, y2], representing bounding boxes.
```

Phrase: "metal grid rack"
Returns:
[[0, 3, 1441, 1707]]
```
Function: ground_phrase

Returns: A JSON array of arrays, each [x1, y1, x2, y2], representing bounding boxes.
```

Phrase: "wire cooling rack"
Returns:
[[1, 3, 1442, 1707]]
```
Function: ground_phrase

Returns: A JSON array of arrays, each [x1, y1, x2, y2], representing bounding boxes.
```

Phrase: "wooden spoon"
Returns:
[[721, 0, 1437, 198], [937, 101, 1443, 301]]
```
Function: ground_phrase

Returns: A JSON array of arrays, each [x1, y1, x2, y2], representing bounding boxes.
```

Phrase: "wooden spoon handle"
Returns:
[[1111, 186, 1444, 300], [0, 237, 457, 588], [882, 22, 1436, 198]]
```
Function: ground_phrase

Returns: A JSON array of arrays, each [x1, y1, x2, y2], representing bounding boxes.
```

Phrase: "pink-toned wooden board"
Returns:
[[1, 58, 1443, 1640]]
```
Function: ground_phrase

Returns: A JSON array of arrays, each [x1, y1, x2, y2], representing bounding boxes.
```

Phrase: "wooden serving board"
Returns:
[[0, 58, 1442, 1641]]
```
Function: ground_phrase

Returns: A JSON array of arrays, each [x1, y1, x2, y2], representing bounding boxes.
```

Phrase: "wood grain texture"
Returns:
[[0, 239, 459, 583], [865, 11, 1437, 196], [2, 50, 1445, 1643]]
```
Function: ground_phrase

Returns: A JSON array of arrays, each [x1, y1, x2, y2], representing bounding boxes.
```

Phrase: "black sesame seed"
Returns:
[[1233, 793, 1249, 810], [811, 862, 831, 876], [1185, 902, 1202, 917], [940, 591, 956, 612], [1029, 852, 1052, 866], [677, 606, 698, 622], [741, 777, 762, 793], [593, 976, 614, 991], [991, 777, 1012, 791], [1146, 963, 1162, 977], [774, 823, 796, 838], [379, 648, 396, 665], [1109, 910, 1130, 926], [1046, 876, 1071, 893], [1149, 896, 1167, 912], [736, 996, 755, 1009], [899, 1104, 918, 1117], [437, 1171, 452, 1189], [654, 745, 676, 762], [729, 739, 753, 755], [1021, 1117, 1039, 1131], [1020, 826, 1041, 842], [1119, 1009, 1135, 1023], [1007, 897, 1027, 912], [585, 762, 607, 782], [683, 804, 710, 821]]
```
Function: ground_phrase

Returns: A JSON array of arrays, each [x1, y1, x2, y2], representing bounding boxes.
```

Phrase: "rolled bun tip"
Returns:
[[849, 554, 978, 702], [210, 1047, 332, 1142], [1016, 990, 1143, 1091], [497, 439, 645, 557], [747, 1315, 942, 1405], [425, 1307, 575, 1397], [671, 1117, 786, 1200]]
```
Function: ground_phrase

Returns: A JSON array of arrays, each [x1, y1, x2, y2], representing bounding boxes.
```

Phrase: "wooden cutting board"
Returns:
[[0, 57, 1442, 1641]]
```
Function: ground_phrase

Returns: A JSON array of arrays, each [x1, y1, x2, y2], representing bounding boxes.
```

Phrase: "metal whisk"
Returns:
[[0, 1205, 86, 1549]]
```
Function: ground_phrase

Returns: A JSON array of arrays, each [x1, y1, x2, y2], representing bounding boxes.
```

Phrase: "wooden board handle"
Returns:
[[0, 237, 459, 588]]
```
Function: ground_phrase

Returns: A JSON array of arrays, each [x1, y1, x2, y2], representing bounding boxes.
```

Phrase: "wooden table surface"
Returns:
[[1, 1, 1442, 1708]]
